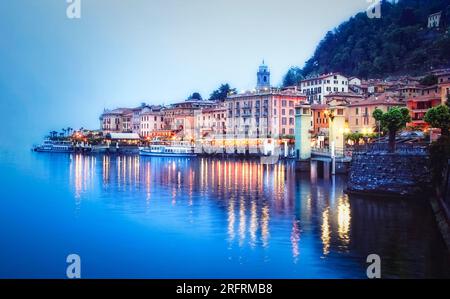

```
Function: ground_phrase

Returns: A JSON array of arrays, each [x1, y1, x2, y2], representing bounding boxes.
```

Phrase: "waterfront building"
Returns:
[[347, 94, 405, 133], [226, 64, 306, 140], [195, 104, 227, 139], [407, 85, 443, 128], [226, 89, 305, 139], [299, 73, 349, 104], [294, 104, 312, 161], [163, 98, 217, 141], [311, 104, 330, 135], [105, 132, 141, 145], [100, 108, 133, 134], [140, 106, 165, 138]]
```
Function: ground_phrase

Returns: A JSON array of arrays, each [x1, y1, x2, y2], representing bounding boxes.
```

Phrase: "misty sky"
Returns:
[[0, 0, 370, 147]]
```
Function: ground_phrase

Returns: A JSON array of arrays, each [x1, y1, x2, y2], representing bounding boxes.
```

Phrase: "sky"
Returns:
[[0, 0, 370, 147]]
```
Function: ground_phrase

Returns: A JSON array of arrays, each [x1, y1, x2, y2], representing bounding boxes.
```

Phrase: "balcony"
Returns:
[[242, 111, 252, 118]]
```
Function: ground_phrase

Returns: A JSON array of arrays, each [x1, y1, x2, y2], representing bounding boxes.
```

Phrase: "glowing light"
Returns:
[[321, 209, 331, 256]]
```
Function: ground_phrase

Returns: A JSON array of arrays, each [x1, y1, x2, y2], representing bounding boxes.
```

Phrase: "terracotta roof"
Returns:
[[348, 94, 404, 107]]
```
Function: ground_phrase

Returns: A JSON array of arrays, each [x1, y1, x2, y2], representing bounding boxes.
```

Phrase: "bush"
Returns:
[[429, 136, 450, 185]]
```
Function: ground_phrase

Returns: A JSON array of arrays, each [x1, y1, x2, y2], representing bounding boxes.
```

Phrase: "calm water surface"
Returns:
[[0, 149, 449, 278]]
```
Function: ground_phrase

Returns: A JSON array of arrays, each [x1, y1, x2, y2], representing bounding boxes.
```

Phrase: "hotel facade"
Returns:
[[226, 63, 306, 139]]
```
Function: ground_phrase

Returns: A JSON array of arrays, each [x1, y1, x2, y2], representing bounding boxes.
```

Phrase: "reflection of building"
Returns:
[[226, 62, 306, 138]]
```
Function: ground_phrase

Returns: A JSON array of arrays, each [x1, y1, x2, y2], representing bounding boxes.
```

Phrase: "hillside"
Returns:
[[284, 0, 450, 84]]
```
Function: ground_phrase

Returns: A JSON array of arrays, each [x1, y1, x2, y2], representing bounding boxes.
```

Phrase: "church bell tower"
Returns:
[[256, 60, 271, 91]]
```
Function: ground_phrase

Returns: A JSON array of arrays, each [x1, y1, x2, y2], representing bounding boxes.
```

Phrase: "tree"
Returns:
[[294, 0, 450, 79], [373, 107, 411, 153], [188, 92, 202, 101], [424, 104, 450, 136], [345, 132, 363, 145], [209, 84, 236, 102], [282, 67, 303, 87], [419, 75, 438, 86]]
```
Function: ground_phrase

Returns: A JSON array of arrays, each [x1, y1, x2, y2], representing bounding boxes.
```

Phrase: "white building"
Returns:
[[428, 12, 442, 28], [299, 73, 349, 104], [139, 106, 165, 138]]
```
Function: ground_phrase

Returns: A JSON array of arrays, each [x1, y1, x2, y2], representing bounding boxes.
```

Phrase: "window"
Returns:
[[282, 109, 286, 116], [282, 100, 287, 107], [282, 118, 287, 125], [356, 108, 359, 115]]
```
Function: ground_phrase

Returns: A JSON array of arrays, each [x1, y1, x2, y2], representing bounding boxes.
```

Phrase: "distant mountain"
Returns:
[[286, 0, 450, 82]]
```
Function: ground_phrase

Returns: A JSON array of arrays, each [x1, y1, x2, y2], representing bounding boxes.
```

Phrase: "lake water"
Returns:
[[0, 150, 449, 278]]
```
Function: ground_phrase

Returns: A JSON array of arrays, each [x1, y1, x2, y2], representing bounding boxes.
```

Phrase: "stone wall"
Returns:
[[347, 152, 432, 197]]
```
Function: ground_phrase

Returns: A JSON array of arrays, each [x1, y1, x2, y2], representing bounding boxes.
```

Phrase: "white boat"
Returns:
[[140, 142, 197, 157], [33, 139, 74, 153]]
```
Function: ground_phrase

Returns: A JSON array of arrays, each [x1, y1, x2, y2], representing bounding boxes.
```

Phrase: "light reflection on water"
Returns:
[[2, 152, 448, 278]]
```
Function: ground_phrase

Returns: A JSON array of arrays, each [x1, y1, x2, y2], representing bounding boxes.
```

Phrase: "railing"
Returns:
[[311, 146, 347, 158], [351, 142, 429, 155]]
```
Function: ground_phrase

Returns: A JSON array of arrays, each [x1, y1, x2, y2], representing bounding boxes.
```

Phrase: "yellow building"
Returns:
[[347, 94, 405, 133]]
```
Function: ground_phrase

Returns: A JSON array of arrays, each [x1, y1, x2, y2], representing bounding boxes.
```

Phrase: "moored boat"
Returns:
[[33, 139, 74, 153], [139, 141, 197, 157]]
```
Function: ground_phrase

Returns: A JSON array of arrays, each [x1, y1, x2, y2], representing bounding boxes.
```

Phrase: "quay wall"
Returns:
[[347, 152, 432, 197]]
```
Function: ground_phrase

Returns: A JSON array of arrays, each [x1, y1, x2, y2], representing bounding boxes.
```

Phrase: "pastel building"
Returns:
[[195, 104, 227, 139], [139, 106, 165, 138], [163, 99, 217, 141], [348, 94, 405, 133], [407, 85, 443, 128], [226, 63, 306, 139], [100, 108, 133, 134]]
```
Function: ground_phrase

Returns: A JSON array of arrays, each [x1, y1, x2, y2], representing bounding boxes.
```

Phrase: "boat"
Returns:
[[33, 139, 74, 153], [139, 141, 197, 157]]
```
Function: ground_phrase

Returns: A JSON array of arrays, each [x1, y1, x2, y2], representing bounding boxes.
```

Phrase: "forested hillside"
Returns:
[[283, 0, 450, 85]]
